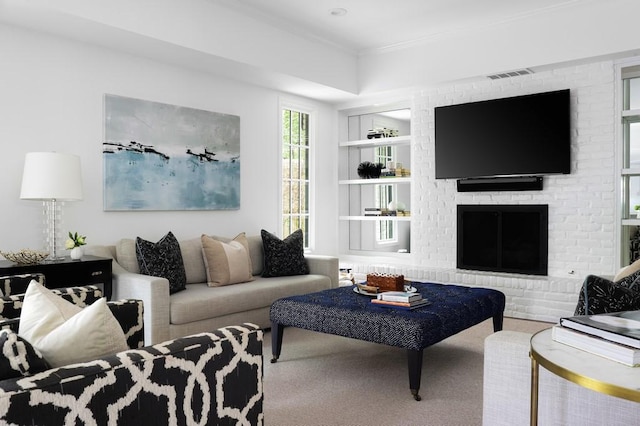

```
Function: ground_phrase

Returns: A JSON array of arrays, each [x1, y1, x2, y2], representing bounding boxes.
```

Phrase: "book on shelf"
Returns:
[[371, 298, 430, 310], [551, 325, 640, 367], [363, 207, 381, 216], [559, 310, 640, 350], [377, 291, 422, 303]]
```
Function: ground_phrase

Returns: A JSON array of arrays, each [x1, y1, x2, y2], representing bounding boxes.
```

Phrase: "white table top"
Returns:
[[530, 328, 640, 402]]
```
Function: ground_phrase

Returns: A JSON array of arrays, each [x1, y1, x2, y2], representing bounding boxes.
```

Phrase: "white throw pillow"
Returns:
[[18, 281, 129, 367]]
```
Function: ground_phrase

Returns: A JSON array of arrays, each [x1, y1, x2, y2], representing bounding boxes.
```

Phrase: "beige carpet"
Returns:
[[263, 317, 550, 426]]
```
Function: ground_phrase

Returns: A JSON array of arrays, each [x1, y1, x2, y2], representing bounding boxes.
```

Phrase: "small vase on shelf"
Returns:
[[70, 246, 83, 260]]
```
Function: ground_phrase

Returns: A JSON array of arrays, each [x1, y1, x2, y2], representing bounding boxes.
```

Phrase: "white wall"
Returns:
[[344, 61, 617, 322], [0, 23, 338, 254]]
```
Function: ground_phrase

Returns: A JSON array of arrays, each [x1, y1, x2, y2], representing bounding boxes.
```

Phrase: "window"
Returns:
[[282, 107, 311, 249], [375, 145, 396, 243]]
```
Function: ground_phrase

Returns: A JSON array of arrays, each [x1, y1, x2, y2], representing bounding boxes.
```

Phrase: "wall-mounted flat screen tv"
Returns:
[[435, 89, 570, 180]]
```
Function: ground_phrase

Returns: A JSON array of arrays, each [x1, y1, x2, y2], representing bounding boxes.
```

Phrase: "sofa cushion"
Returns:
[[201, 234, 253, 287], [0, 328, 50, 380], [178, 237, 207, 284], [170, 275, 330, 325], [18, 281, 129, 368], [136, 231, 187, 294], [261, 229, 309, 277], [116, 239, 140, 274]]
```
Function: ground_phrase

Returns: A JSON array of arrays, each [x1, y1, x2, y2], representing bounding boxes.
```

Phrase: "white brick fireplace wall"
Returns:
[[344, 60, 617, 323]]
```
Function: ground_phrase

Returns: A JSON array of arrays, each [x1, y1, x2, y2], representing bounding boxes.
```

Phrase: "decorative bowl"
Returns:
[[0, 249, 49, 264]]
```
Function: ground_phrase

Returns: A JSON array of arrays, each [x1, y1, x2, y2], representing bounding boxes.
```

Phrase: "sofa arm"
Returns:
[[0, 323, 263, 425], [305, 254, 339, 288], [112, 270, 170, 345]]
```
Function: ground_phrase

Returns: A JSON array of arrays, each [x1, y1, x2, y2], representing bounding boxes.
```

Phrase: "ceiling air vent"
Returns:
[[486, 69, 534, 80]]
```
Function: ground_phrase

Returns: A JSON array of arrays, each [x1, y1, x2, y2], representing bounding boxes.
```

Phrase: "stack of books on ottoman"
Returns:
[[552, 310, 640, 366], [371, 291, 430, 310]]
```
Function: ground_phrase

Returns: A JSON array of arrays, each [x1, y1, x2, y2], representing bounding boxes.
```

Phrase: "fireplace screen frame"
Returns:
[[456, 204, 548, 276]]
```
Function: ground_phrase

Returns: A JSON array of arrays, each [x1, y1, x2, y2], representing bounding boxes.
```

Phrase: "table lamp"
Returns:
[[20, 152, 83, 261]]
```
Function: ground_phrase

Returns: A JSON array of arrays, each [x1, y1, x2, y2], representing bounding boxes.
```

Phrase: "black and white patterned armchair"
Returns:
[[0, 274, 264, 425]]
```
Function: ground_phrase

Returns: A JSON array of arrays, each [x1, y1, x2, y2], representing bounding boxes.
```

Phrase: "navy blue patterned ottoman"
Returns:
[[270, 281, 505, 400]]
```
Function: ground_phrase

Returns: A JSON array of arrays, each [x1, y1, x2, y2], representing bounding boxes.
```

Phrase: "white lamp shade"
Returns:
[[20, 152, 83, 200]]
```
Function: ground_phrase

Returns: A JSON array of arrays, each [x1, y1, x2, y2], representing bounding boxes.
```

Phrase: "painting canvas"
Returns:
[[103, 94, 240, 210]]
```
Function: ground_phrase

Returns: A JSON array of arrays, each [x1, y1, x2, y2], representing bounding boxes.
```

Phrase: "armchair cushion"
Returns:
[[18, 281, 129, 367], [0, 273, 45, 297], [0, 329, 50, 380]]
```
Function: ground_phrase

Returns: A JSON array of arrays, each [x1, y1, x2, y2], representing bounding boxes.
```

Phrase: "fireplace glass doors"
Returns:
[[457, 204, 548, 276]]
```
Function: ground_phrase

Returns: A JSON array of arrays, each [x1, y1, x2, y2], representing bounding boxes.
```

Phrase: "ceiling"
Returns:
[[220, 0, 582, 54], [2, 0, 638, 104]]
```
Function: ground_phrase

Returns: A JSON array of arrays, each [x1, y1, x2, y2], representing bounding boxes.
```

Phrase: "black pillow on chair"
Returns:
[[574, 272, 640, 315]]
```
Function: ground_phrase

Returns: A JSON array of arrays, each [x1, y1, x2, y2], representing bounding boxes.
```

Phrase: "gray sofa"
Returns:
[[87, 234, 338, 345], [483, 330, 640, 425]]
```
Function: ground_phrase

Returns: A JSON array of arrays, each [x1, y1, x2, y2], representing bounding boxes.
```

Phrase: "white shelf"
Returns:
[[339, 135, 411, 148], [339, 177, 411, 185], [622, 219, 640, 225], [339, 215, 411, 221]]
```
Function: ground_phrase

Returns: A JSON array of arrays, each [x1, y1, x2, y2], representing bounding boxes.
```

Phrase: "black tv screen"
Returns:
[[435, 89, 570, 179]]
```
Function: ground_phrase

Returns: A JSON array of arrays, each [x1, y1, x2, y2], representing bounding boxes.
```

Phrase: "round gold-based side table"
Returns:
[[529, 328, 640, 426]]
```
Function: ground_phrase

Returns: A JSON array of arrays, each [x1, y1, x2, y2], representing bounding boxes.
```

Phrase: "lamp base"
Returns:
[[43, 199, 64, 260]]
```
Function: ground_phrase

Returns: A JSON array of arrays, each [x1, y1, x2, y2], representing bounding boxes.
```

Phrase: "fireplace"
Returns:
[[457, 205, 548, 276]]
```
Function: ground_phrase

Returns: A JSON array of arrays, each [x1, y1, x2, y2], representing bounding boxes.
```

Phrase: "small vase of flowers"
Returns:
[[66, 232, 87, 260]]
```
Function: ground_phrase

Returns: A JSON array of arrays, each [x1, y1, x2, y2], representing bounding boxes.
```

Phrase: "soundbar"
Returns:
[[457, 176, 543, 192]]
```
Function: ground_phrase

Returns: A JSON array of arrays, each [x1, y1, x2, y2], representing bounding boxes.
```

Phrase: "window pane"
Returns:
[[630, 78, 640, 110], [282, 181, 291, 214], [291, 181, 300, 212], [628, 121, 640, 168], [301, 182, 308, 214], [628, 176, 640, 217], [300, 148, 308, 180], [301, 113, 309, 146]]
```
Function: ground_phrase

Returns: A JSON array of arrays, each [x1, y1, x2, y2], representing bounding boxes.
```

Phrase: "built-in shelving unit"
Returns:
[[338, 105, 412, 256]]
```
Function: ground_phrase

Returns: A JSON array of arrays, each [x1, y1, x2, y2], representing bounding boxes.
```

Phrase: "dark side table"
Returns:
[[0, 255, 112, 300]]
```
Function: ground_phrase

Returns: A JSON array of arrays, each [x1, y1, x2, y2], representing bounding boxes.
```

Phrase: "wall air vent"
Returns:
[[486, 69, 534, 80]]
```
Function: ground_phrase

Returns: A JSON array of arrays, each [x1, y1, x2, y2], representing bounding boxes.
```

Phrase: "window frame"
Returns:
[[279, 99, 315, 251]]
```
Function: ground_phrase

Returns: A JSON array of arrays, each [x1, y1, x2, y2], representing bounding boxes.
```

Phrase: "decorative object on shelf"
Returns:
[[66, 232, 87, 260], [357, 161, 384, 179], [366, 127, 399, 139], [0, 249, 49, 265], [20, 152, 83, 261], [387, 201, 407, 212]]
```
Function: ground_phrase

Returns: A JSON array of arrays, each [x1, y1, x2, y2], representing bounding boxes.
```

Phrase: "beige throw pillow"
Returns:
[[201, 233, 254, 287], [18, 281, 129, 367]]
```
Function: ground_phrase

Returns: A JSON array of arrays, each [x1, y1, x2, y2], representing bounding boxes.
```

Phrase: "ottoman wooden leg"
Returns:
[[271, 322, 284, 363], [493, 312, 504, 332], [407, 349, 423, 401]]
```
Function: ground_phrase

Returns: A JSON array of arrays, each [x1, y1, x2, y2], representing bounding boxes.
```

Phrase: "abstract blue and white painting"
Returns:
[[103, 94, 240, 210]]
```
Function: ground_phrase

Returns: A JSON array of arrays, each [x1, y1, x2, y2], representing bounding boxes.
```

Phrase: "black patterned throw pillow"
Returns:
[[136, 231, 187, 294], [574, 273, 640, 315], [0, 329, 50, 380], [261, 229, 309, 277]]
